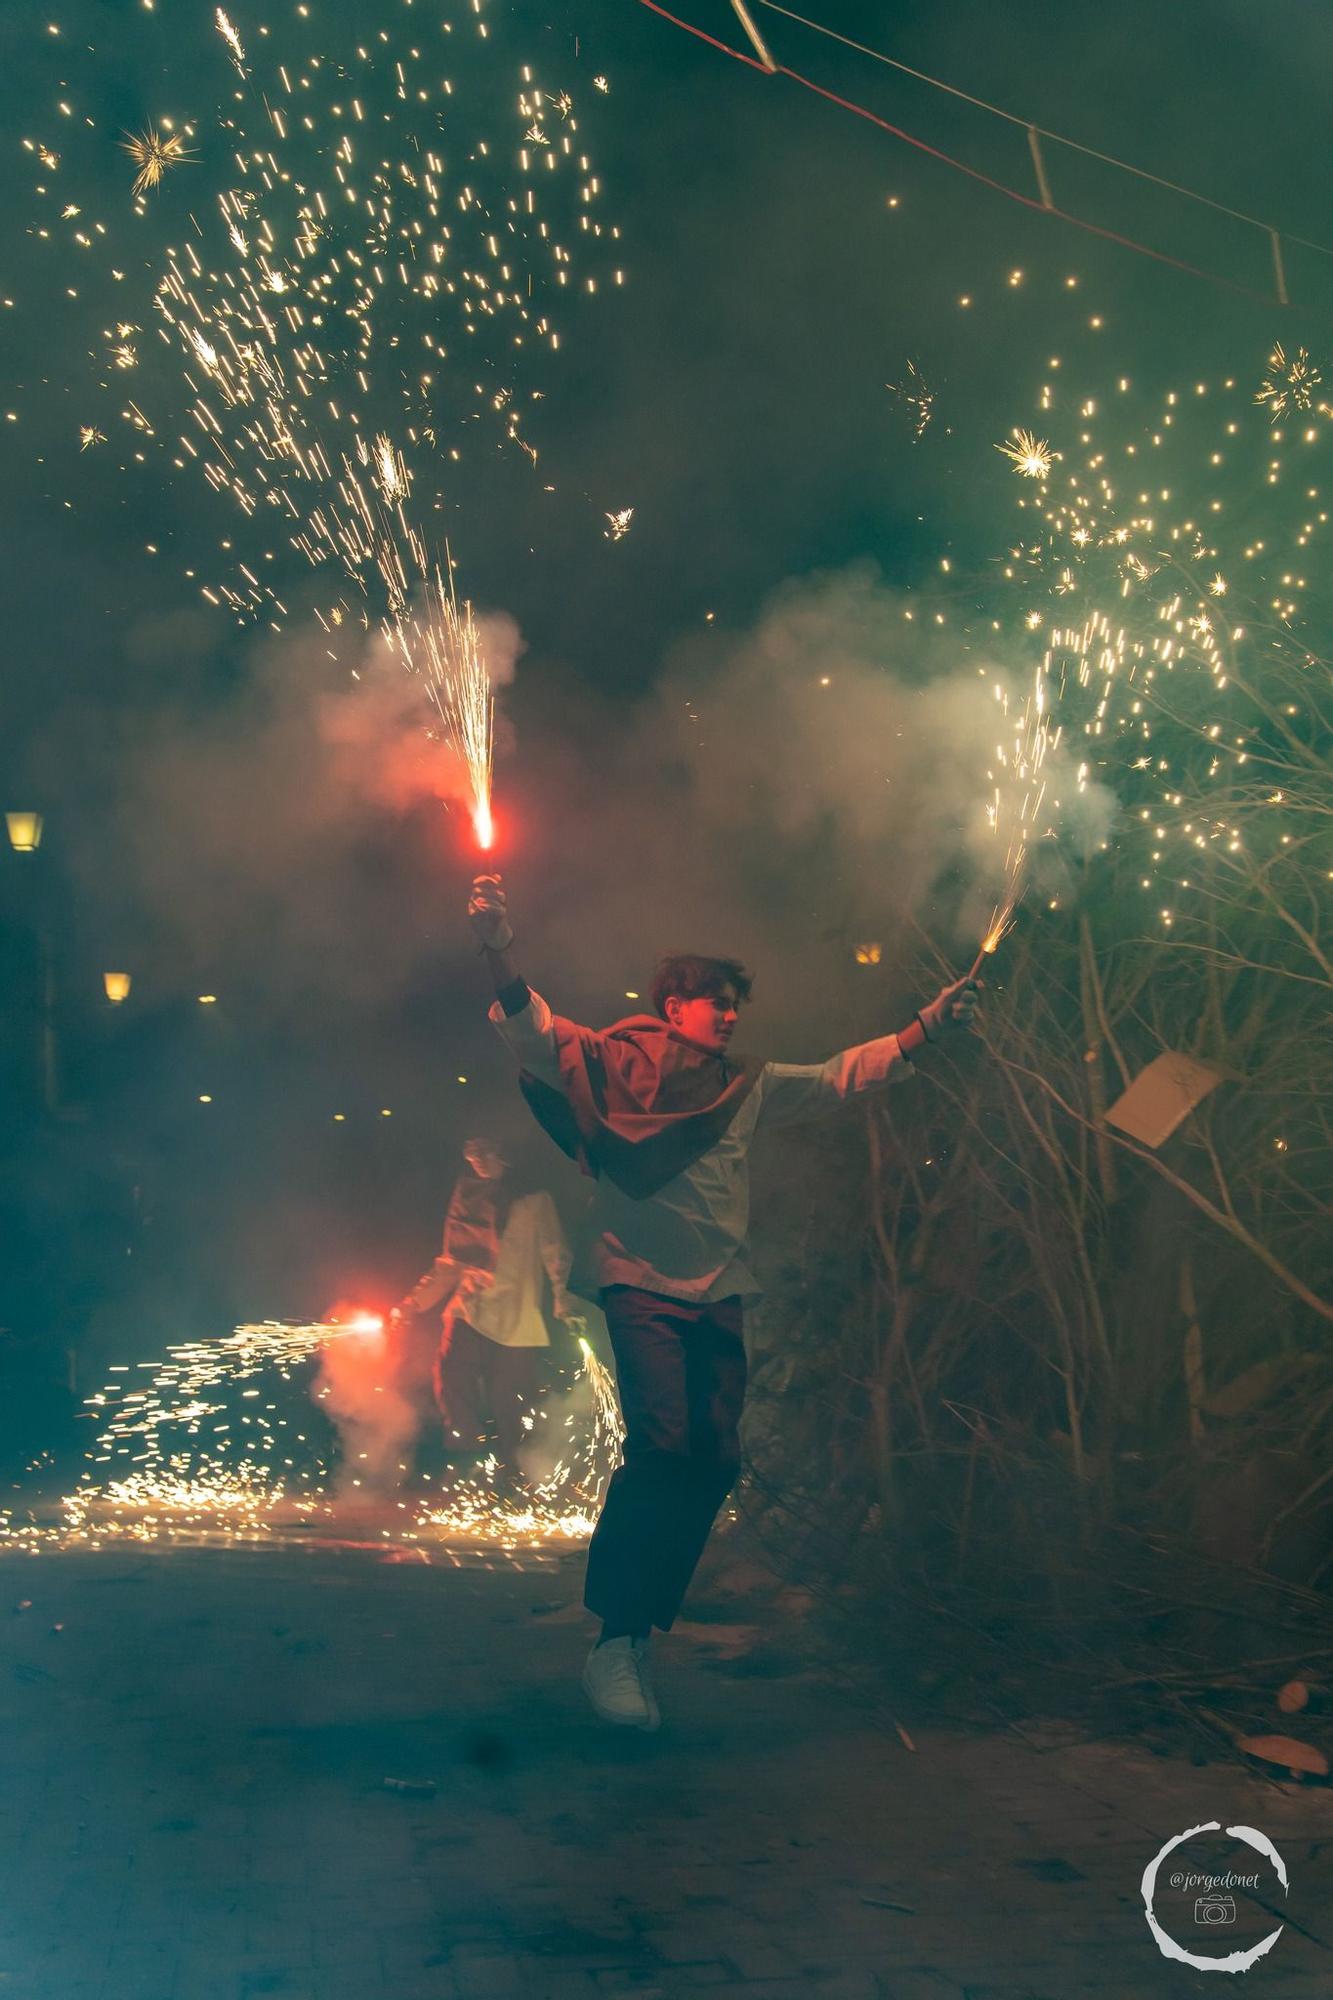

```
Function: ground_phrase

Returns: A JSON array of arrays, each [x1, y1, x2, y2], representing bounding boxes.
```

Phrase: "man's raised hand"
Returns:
[[917, 974, 980, 1042], [468, 873, 514, 952]]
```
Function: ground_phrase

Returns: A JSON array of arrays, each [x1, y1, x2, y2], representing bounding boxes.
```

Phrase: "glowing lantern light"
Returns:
[[5, 811, 43, 852], [103, 971, 132, 1005]]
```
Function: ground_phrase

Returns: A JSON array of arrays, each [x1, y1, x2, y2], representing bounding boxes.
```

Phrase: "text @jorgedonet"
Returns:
[[1169, 1871, 1261, 1892]]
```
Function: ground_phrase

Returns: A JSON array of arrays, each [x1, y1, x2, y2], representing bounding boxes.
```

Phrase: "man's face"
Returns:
[[463, 1140, 506, 1180], [665, 987, 740, 1056]]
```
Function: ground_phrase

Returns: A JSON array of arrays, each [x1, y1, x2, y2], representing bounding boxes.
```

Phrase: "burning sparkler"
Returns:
[[50, 1310, 621, 1553], [943, 291, 1331, 969], [387, 563, 495, 851], [968, 907, 1017, 982]]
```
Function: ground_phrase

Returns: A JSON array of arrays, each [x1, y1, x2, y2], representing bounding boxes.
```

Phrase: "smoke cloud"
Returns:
[[499, 561, 1076, 1042], [312, 1321, 419, 1497], [48, 559, 1093, 1047]]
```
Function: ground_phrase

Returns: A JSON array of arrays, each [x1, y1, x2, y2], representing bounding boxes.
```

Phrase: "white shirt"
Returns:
[[406, 1188, 571, 1347], [490, 989, 916, 1303]]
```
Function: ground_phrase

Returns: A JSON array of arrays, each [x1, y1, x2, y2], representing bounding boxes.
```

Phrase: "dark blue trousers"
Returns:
[[583, 1285, 747, 1633]]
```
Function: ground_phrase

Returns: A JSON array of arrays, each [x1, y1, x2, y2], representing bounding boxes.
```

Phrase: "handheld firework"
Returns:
[[968, 907, 1017, 984], [386, 558, 496, 854]]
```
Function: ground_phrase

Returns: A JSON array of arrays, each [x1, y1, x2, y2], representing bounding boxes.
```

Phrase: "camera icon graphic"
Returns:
[[1194, 1895, 1237, 1925]]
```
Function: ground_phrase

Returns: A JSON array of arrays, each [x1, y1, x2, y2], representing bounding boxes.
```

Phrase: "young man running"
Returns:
[[467, 873, 979, 1730]]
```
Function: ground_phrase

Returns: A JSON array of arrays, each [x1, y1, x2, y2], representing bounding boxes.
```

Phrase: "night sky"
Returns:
[[1, 0, 1329, 1363]]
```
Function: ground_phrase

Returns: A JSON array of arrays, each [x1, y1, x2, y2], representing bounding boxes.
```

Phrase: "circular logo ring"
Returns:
[[1141, 1820, 1287, 1972]]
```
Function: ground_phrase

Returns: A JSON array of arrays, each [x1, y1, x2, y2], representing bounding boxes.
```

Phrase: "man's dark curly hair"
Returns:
[[649, 953, 753, 1021]]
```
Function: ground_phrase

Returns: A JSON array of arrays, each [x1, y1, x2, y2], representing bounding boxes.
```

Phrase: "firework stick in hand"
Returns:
[[967, 904, 1019, 982]]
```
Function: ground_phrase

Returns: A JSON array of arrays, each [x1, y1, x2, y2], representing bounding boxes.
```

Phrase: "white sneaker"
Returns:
[[581, 1635, 660, 1731], [631, 1635, 661, 1731]]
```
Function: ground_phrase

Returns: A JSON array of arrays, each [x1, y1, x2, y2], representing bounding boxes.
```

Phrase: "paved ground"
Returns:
[[1, 1533, 1330, 2000]]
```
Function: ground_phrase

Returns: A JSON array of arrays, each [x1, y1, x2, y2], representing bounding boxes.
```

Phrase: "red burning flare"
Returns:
[[323, 1300, 386, 1340]]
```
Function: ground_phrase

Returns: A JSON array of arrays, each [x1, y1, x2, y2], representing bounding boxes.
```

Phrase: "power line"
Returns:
[[632, 0, 1330, 311], [754, 0, 1333, 261]]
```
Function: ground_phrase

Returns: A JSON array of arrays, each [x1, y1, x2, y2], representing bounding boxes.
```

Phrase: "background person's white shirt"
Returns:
[[491, 989, 916, 1303], [406, 1188, 571, 1346]]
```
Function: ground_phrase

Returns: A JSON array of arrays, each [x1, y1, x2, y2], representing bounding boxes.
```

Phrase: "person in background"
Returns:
[[394, 1137, 575, 1488]]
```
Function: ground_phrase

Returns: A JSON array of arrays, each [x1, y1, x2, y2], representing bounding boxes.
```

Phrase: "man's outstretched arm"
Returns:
[[758, 974, 981, 1127], [468, 874, 527, 1013], [468, 873, 568, 1090]]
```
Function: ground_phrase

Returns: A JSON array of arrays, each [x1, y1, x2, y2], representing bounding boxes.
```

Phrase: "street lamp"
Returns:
[[5, 808, 57, 1109], [5, 811, 43, 852], [104, 971, 132, 1005]]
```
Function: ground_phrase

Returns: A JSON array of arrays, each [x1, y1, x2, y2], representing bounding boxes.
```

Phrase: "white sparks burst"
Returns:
[[120, 126, 195, 197], [372, 432, 410, 503], [1255, 342, 1324, 425], [997, 428, 1055, 478]]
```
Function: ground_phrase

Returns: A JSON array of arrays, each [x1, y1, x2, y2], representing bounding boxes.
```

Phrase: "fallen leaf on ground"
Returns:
[[1236, 1733, 1328, 1778]]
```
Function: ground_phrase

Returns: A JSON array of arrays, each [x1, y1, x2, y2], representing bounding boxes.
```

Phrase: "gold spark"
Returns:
[[121, 126, 195, 197], [387, 562, 494, 850], [373, 432, 409, 501], [216, 7, 247, 76], [1256, 343, 1323, 425], [604, 506, 633, 540], [997, 428, 1054, 478], [79, 424, 106, 450], [888, 357, 935, 440]]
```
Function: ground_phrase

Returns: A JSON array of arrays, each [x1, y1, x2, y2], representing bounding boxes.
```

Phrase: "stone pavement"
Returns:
[[1, 1537, 1330, 2000]]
